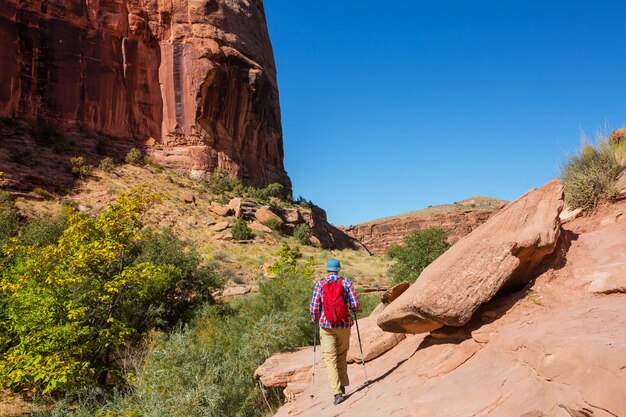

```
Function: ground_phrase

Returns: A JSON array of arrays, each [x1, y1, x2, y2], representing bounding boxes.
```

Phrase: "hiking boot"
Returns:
[[334, 394, 345, 405]]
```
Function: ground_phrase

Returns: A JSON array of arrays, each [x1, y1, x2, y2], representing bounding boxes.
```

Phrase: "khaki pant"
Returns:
[[320, 326, 351, 395]]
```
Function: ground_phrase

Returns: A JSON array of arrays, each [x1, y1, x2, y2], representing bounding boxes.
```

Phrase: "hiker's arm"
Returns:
[[310, 281, 322, 322], [345, 279, 361, 314]]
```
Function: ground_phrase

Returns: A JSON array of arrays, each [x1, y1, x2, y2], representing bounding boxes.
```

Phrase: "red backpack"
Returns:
[[322, 278, 349, 324]]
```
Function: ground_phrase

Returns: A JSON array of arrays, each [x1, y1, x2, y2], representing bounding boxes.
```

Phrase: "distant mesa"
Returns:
[[343, 196, 505, 255]]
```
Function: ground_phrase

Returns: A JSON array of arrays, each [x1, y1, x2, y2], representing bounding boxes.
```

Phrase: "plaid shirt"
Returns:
[[310, 274, 361, 329]]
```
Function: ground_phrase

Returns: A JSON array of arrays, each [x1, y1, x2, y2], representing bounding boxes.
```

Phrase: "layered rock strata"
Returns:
[[344, 198, 503, 255], [377, 180, 564, 334], [0, 0, 289, 188]]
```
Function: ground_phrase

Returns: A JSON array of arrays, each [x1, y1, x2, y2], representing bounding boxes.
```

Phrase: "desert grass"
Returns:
[[560, 133, 626, 212]]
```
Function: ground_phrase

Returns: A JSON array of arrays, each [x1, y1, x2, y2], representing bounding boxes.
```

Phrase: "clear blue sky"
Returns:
[[264, 1, 626, 226]]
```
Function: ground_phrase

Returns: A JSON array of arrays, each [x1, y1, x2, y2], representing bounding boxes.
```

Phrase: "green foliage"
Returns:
[[18, 214, 68, 247], [231, 218, 252, 241], [70, 156, 94, 179], [293, 223, 312, 245], [293, 196, 313, 209], [0, 184, 220, 396], [355, 292, 381, 319], [560, 137, 625, 212], [143, 157, 164, 173], [246, 183, 285, 202], [262, 217, 283, 232], [102, 244, 316, 417], [98, 157, 116, 173], [130, 228, 222, 326], [31, 119, 64, 149], [33, 187, 54, 200], [203, 170, 287, 204], [0, 192, 19, 245], [267, 243, 314, 278], [387, 228, 450, 285], [203, 169, 242, 196], [125, 149, 144, 166]]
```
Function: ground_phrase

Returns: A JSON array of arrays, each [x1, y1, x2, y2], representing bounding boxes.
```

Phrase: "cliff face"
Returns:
[[344, 198, 504, 255], [0, 0, 289, 188]]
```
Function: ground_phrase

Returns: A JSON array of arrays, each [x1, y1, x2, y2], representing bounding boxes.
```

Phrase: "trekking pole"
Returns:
[[310, 322, 317, 398], [353, 311, 369, 385]]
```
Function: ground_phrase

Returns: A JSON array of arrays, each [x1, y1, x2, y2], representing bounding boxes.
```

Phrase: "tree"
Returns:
[[0, 184, 218, 395], [387, 228, 450, 285]]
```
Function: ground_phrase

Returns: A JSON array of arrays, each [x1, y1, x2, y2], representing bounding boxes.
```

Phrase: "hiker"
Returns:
[[310, 258, 361, 405]]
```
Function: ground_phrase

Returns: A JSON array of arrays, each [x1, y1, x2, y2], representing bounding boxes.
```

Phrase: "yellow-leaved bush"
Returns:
[[0, 184, 220, 396]]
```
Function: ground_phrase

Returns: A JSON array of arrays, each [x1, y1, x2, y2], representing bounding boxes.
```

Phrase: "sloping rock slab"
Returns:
[[378, 180, 564, 333], [348, 303, 405, 363], [254, 347, 322, 388]]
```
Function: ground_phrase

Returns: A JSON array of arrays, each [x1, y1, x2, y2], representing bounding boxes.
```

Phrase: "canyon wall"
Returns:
[[344, 198, 503, 255], [0, 0, 289, 188]]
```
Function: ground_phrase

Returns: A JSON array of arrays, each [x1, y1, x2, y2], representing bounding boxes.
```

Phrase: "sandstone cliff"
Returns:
[[343, 196, 504, 255], [0, 0, 289, 188]]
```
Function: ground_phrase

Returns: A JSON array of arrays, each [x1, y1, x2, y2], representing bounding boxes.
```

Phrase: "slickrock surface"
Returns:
[[271, 198, 626, 417], [346, 303, 405, 363], [0, 0, 289, 188], [253, 347, 322, 389], [343, 197, 503, 255], [378, 180, 564, 333]]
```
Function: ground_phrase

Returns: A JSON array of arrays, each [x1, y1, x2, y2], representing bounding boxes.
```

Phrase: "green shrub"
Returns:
[[560, 137, 625, 212], [0, 185, 220, 396], [294, 196, 313, 209], [203, 171, 287, 204], [125, 148, 144, 166], [0, 196, 19, 245], [247, 183, 285, 202], [33, 187, 54, 200], [262, 217, 283, 232], [356, 292, 382, 319], [18, 214, 68, 247], [98, 157, 116, 173], [293, 223, 312, 245], [231, 218, 252, 240], [70, 156, 94, 179], [130, 228, 222, 326], [144, 157, 164, 173], [387, 228, 450, 285], [106, 245, 316, 417], [203, 169, 242, 196]]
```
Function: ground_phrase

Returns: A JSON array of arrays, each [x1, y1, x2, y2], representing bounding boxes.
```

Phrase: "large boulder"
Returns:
[[254, 347, 321, 388], [228, 198, 243, 218], [255, 206, 284, 226], [347, 303, 406, 363], [378, 180, 564, 334], [208, 202, 232, 217]]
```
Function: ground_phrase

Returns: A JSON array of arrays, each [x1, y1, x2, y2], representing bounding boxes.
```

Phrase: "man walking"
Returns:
[[310, 258, 361, 405]]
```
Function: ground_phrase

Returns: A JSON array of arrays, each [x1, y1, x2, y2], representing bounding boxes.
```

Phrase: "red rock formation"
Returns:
[[344, 197, 503, 255], [267, 187, 626, 417], [0, 0, 289, 188], [378, 180, 564, 334]]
